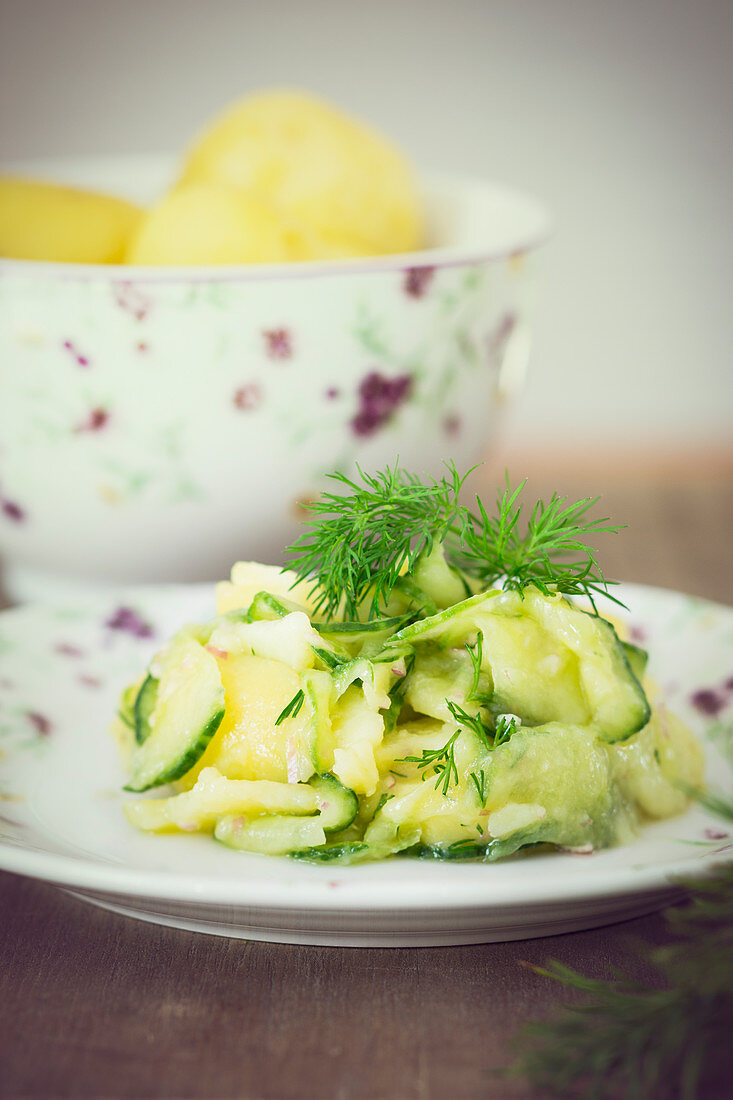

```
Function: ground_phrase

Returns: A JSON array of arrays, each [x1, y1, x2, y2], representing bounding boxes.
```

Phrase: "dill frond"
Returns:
[[510, 793, 733, 1099], [286, 462, 624, 621], [286, 461, 470, 619]]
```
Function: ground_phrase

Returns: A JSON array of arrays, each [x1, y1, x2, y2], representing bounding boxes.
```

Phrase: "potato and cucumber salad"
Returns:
[[114, 465, 703, 864]]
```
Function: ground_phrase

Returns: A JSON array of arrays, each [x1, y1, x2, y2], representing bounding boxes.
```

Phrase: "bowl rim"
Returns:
[[0, 166, 552, 282]]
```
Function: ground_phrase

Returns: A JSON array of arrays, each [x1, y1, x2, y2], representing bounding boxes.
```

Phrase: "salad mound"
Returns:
[[114, 466, 703, 864]]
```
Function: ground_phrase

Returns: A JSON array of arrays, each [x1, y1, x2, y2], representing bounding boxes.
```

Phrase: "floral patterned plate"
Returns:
[[0, 582, 731, 946]]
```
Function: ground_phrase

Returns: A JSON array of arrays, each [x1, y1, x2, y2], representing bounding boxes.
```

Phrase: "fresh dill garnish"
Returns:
[[370, 792, 394, 820], [286, 462, 471, 618], [458, 477, 625, 612], [510, 791, 733, 1099], [447, 701, 518, 751], [286, 462, 622, 621], [494, 713, 519, 746], [469, 768, 487, 805], [383, 654, 415, 734], [274, 688, 305, 726], [399, 729, 461, 795], [446, 699, 492, 748], [465, 631, 484, 700]]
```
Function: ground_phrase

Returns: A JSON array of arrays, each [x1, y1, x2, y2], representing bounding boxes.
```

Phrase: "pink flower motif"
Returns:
[[62, 340, 90, 368], [403, 266, 435, 298], [74, 407, 110, 433], [689, 675, 733, 717], [351, 371, 413, 437], [26, 711, 53, 737], [263, 328, 292, 360], [325, 387, 340, 400], [0, 489, 25, 523], [113, 281, 151, 322], [690, 687, 727, 717], [443, 413, 461, 436], [78, 674, 102, 689], [233, 384, 262, 411], [105, 607, 154, 638]]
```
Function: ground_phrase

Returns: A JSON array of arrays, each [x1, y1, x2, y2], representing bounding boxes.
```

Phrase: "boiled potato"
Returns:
[[126, 182, 313, 264], [0, 177, 142, 262], [179, 88, 422, 257]]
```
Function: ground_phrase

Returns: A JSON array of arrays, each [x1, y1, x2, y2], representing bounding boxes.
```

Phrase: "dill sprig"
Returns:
[[274, 689, 305, 726], [494, 713, 519, 746], [286, 462, 470, 619], [399, 730, 461, 795], [286, 462, 622, 620], [511, 792, 733, 1099], [469, 768, 487, 804], [446, 700, 492, 748], [464, 631, 484, 700], [459, 478, 625, 611], [446, 700, 518, 750]]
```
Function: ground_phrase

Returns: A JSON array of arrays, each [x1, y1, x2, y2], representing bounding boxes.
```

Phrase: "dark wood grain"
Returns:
[[1, 471, 732, 1100], [0, 872, 672, 1100]]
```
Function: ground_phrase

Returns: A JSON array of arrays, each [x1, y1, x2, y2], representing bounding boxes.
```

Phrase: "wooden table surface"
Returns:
[[2, 461, 732, 1100]]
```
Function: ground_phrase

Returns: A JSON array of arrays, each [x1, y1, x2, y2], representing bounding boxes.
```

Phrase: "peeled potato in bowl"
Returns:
[[126, 181, 374, 265], [0, 177, 142, 263], [126, 183, 313, 264], [180, 88, 422, 257]]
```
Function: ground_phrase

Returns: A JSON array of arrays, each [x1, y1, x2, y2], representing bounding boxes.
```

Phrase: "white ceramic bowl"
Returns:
[[0, 155, 550, 599]]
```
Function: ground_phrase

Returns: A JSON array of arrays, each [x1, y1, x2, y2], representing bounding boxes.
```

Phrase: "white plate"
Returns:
[[0, 582, 731, 946]]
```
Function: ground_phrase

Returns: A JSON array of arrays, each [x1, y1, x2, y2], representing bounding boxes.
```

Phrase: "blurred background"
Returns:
[[1, 0, 732, 602], [2, 0, 731, 462]]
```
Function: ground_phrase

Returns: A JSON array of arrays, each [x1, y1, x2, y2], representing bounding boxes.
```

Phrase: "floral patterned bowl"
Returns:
[[0, 156, 550, 598]]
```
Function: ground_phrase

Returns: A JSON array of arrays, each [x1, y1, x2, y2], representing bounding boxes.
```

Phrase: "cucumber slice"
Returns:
[[215, 813, 326, 854], [311, 645, 348, 671], [124, 769, 320, 832], [211, 770, 356, 853], [245, 590, 348, 671], [622, 640, 649, 682], [290, 842, 370, 864], [411, 542, 469, 609], [309, 773, 358, 833], [133, 673, 158, 745], [314, 615, 410, 650], [213, 775, 356, 854], [575, 613, 650, 741], [404, 645, 485, 723], [412, 841, 485, 861], [302, 670, 336, 775], [248, 590, 305, 621], [384, 590, 499, 650], [117, 680, 138, 732], [384, 587, 650, 743], [125, 633, 225, 792]]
